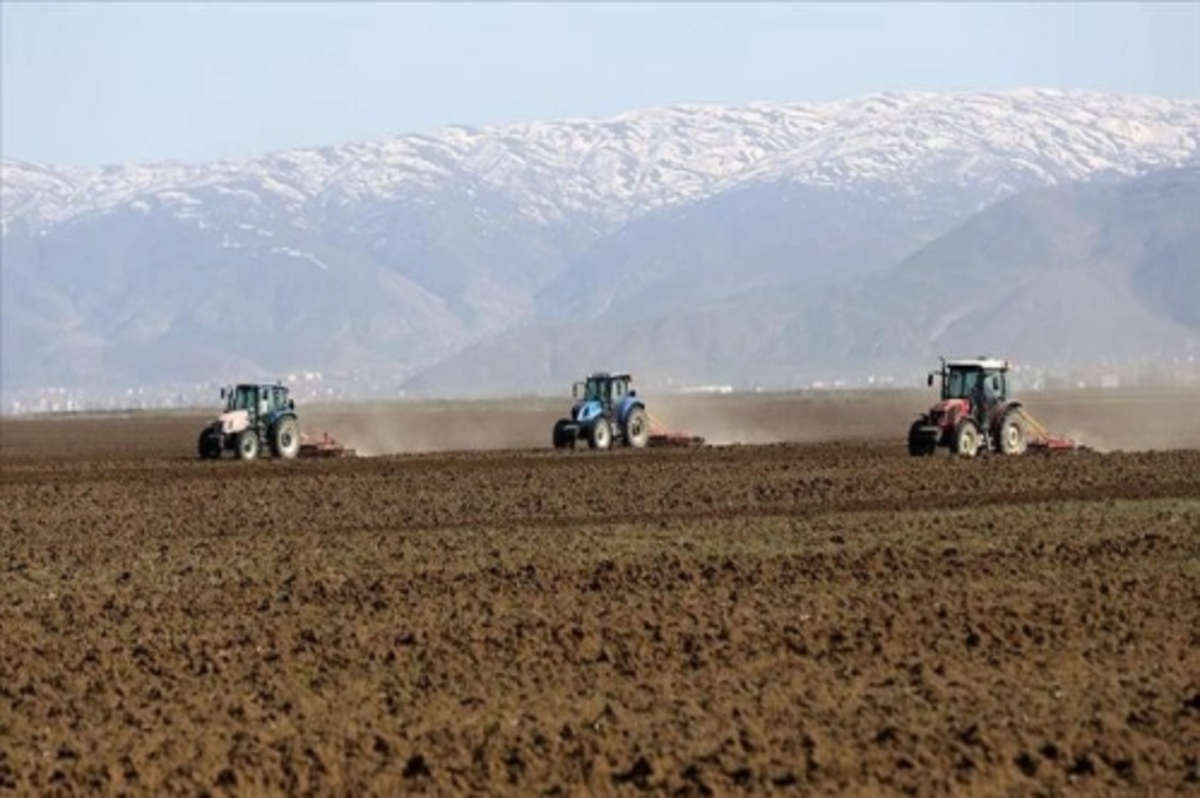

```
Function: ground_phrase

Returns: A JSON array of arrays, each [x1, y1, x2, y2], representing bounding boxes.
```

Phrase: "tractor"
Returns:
[[197, 382, 301, 461], [552, 372, 651, 450], [908, 356, 1029, 458]]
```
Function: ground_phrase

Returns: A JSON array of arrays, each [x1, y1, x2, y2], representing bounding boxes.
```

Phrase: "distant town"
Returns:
[[4, 357, 1197, 417]]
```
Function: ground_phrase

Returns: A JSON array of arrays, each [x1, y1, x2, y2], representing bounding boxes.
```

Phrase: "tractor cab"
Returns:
[[930, 358, 1010, 424], [221, 383, 294, 421], [572, 372, 635, 408]]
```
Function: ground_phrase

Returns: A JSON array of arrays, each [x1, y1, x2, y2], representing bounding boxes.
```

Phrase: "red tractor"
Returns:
[[908, 356, 1030, 457]]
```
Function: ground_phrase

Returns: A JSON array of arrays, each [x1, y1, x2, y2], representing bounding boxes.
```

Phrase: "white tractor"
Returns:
[[197, 382, 301, 460]]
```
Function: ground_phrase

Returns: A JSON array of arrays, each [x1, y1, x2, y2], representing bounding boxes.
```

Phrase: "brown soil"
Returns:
[[2, 393, 1198, 795]]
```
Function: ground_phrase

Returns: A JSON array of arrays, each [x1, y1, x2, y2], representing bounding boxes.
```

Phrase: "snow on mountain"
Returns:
[[5, 89, 1198, 234], [3, 89, 1199, 398]]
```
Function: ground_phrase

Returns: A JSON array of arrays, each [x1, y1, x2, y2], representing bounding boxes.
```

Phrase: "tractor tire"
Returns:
[[624, 408, 650, 448], [997, 411, 1027, 456], [552, 419, 574, 450], [272, 417, 301, 459], [588, 418, 612, 451], [953, 419, 980, 458], [907, 419, 935, 457], [236, 429, 260, 461], [197, 429, 222, 460]]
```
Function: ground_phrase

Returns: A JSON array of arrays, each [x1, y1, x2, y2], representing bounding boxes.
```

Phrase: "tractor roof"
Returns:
[[945, 357, 1010, 371], [587, 372, 632, 381]]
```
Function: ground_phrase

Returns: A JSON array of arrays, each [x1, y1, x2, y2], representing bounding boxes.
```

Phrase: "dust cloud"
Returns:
[[650, 397, 782, 446], [1025, 390, 1200, 453], [303, 404, 553, 456], [298, 389, 1200, 457], [649, 394, 917, 447]]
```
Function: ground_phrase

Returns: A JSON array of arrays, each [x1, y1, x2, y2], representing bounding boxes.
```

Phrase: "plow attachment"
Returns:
[[1017, 409, 1089, 453], [299, 432, 357, 458], [646, 412, 706, 448]]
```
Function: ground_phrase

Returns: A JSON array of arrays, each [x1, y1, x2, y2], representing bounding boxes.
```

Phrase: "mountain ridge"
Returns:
[[2, 89, 1198, 400], [5, 89, 1197, 231]]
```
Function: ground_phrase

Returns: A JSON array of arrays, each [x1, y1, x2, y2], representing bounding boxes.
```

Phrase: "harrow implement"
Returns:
[[298, 432, 357, 458], [645, 411, 706, 448], [1016, 409, 1088, 452]]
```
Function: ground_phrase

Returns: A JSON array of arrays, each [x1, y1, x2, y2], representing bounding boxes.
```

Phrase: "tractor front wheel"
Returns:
[[236, 429, 260, 461], [197, 429, 222, 460], [953, 419, 980, 458], [998, 411, 1027, 456], [588, 418, 612, 451], [272, 417, 301, 459], [552, 419, 574, 450], [907, 419, 935, 457], [624, 408, 650, 448]]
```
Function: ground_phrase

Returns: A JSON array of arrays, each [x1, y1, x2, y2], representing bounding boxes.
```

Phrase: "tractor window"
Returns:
[[226, 385, 257, 411], [990, 373, 1007, 400], [943, 370, 981, 401], [584, 379, 607, 401]]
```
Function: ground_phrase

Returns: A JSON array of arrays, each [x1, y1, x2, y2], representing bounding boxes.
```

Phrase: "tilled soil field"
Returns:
[[2, 394, 1199, 795]]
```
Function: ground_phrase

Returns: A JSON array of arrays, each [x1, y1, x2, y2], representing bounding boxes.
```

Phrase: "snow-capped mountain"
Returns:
[[2, 89, 1198, 398], [6, 89, 1197, 231]]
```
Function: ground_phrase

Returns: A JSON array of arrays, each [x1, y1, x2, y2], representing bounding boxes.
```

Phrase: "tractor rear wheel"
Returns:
[[588, 418, 612, 451], [552, 419, 574, 450], [998, 411, 1027, 456], [236, 429, 260, 461], [624, 408, 650, 448], [272, 417, 301, 459], [953, 419, 980, 458]]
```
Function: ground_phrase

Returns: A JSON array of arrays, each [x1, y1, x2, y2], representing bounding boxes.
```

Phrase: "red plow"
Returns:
[[1017, 409, 1090, 453], [299, 432, 357, 458], [646, 412, 706, 448]]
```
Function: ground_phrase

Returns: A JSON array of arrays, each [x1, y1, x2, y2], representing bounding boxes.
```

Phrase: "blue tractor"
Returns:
[[552, 372, 651, 450]]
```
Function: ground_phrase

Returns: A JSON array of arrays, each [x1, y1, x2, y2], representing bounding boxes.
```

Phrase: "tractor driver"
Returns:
[[973, 373, 997, 423]]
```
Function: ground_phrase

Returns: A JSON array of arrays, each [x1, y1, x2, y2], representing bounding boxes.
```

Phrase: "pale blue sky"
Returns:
[[3, 2, 1197, 167]]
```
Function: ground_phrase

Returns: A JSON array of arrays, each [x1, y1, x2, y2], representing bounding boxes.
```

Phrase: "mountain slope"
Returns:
[[533, 178, 940, 325], [404, 167, 1200, 396], [3, 90, 1199, 396]]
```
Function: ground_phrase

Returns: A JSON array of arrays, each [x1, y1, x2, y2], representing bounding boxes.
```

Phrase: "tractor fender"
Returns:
[[617, 396, 644, 426], [267, 409, 298, 431]]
